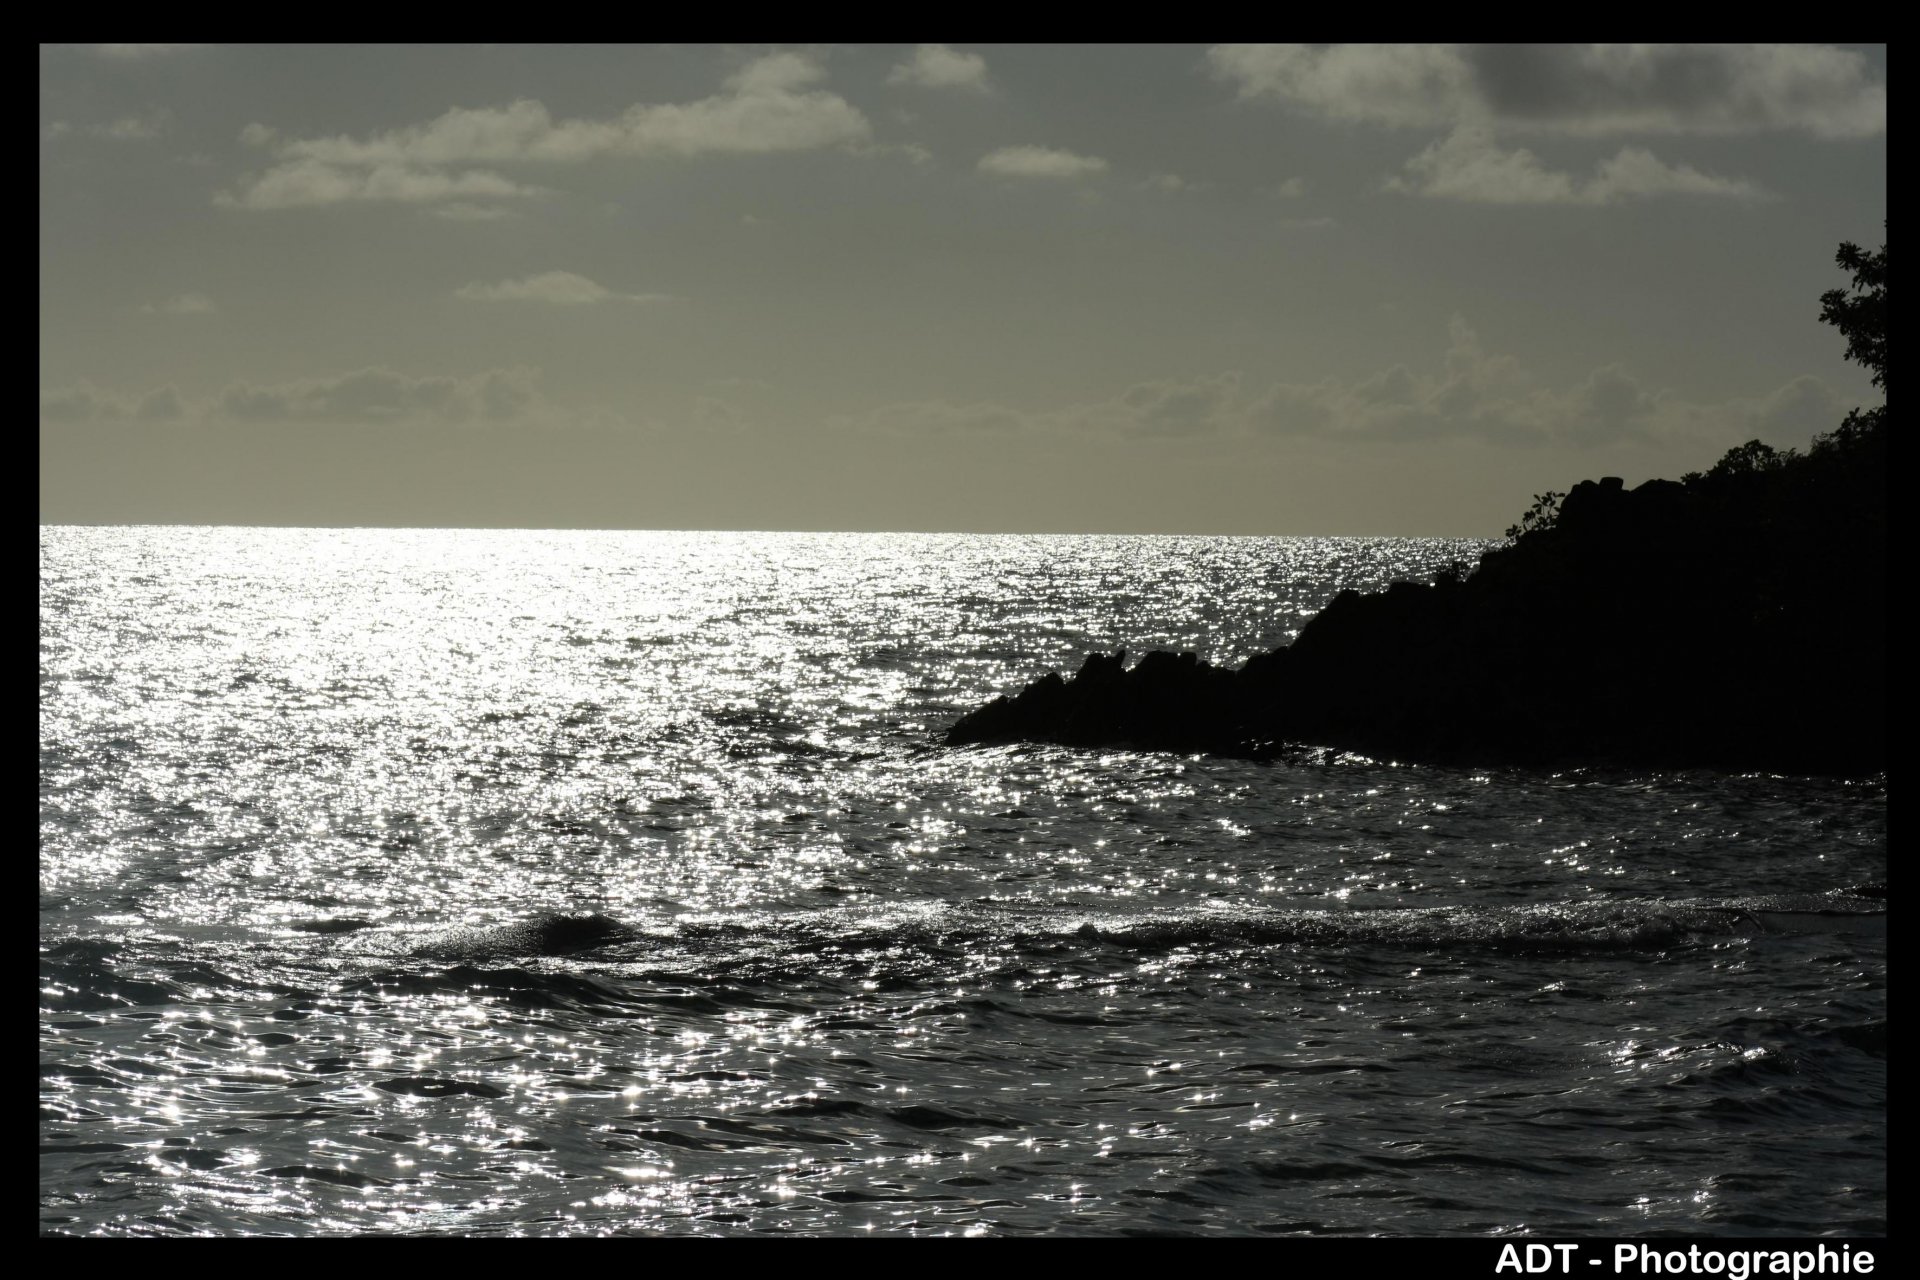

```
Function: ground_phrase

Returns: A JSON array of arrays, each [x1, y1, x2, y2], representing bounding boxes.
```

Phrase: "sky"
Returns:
[[39, 43, 1887, 535]]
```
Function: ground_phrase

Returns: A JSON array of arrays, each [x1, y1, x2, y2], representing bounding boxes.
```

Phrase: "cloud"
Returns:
[[219, 160, 541, 210], [1241, 318, 1792, 447], [141, 292, 216, 315], [431, 202, 522, 222], [1743, 374, 1848, 441], [90, 44, 204, 60], [137, 388, 187, 420], [1095, 374, 1244, 436], [843, 319, 1841, 453], [39, 383, 189, 423], [453, 270, 668, 305], [887, 44, 991, 92], [213, 367, 543, 424], [848, 374, 1242, 439], [1384, 126, 1765, 204], [97, 108, 172, 140], [842, 399, 1029, 435], [40, 367, 559, 429], [1208, 43, 1885, 138], [1245, 317, 1582, 443], [845, 139, 934, 165], [40, 384, 135, 423], [44, 107, 173, 142], [978, 145, 1108, 179], [224, 53, 871, 210]]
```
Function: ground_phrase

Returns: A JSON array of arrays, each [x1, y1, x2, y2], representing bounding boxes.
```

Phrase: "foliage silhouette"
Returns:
[[1820, 228, 1886, 391]]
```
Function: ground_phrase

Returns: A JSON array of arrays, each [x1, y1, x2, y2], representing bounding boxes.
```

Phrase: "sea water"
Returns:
[[39, 526, 1886, 1236]]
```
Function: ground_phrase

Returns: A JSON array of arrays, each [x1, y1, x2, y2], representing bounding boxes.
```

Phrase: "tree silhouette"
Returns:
[[1814, 228, 1886, 452], [1819, 228, 1886, 392]]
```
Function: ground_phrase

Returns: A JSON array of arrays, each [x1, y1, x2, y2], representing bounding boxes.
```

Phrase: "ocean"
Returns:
[[39, 526, 1886, 1237]]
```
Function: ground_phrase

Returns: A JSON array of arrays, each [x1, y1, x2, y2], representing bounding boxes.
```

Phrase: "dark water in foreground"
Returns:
[[40, 527, 1886, 1237]]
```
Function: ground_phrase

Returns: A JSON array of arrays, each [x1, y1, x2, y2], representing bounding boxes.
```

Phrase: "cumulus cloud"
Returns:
[[453, 270, 668, 305], [978, 145, 1108, 179], [219, 160, 540, 210], [887, 44, 991, 92], [1208, 43, 1885, 138], [1385, 126, 1765, 204], [223, 52, 872, 210]]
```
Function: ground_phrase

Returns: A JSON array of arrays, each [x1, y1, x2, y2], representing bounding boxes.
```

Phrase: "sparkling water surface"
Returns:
[[40, 527, 1886, 1237]]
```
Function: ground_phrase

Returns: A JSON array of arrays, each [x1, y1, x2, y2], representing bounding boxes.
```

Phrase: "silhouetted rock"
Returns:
[[947, 430, 1885, 774]]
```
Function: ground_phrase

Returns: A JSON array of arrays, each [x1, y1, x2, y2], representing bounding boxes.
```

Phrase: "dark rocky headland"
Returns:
[[948, 238, 1887, 776]]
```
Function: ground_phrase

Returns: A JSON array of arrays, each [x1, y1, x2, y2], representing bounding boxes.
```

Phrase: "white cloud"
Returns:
[[453, 271, 668, 305], [887, 45, 991, 92], [978, 145, 1108, 179], [219, 160, 541, 210], [1589, 146, 1766, 202], [1208, 43, 1885, 139], [275, 55, 860, 166], [1385, 126, 1765, 204], [223, 53, 872, 210], [1212, 44, 1473, 130]]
